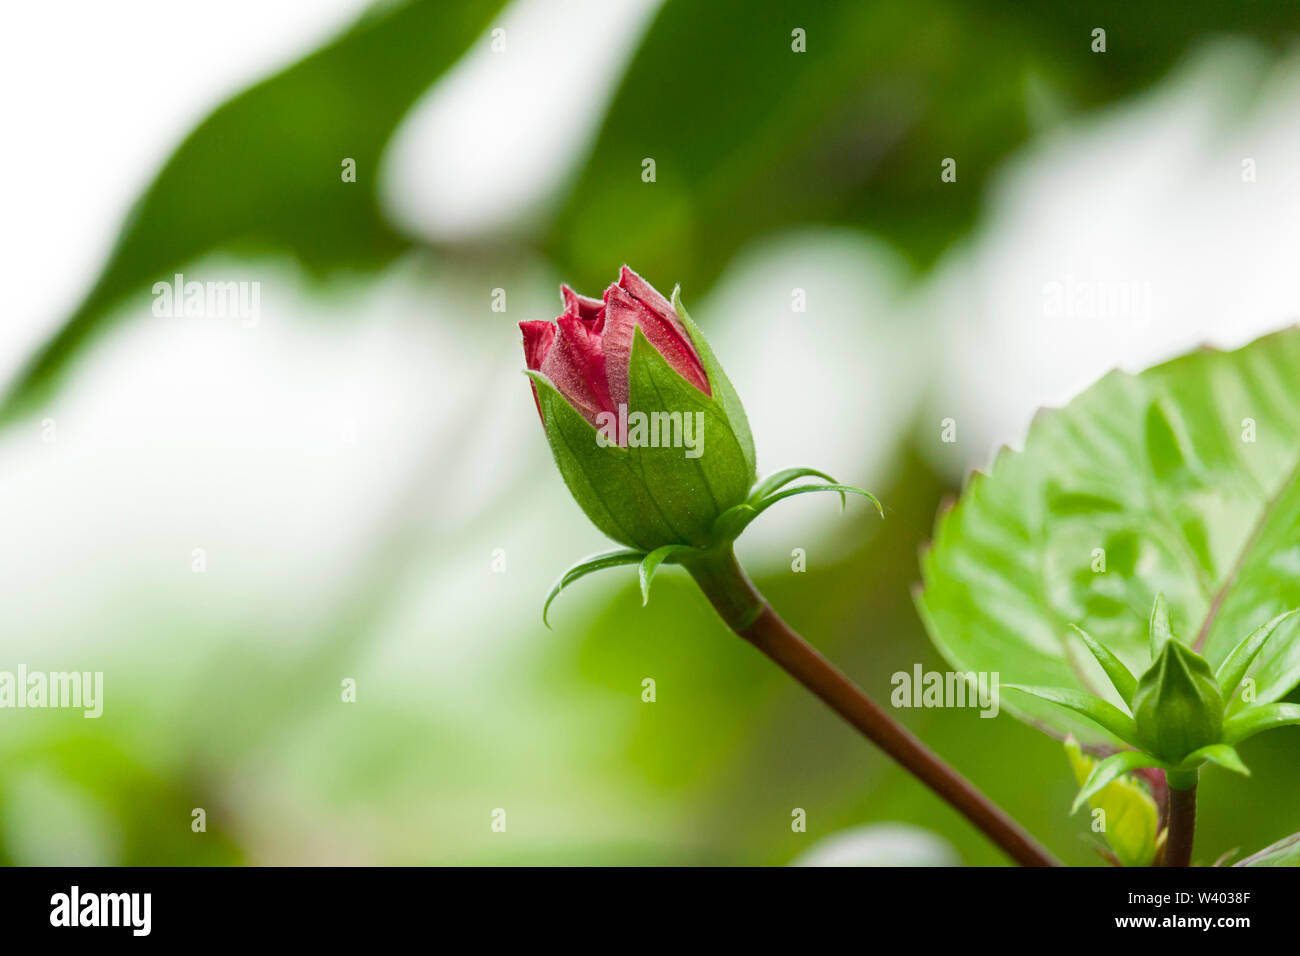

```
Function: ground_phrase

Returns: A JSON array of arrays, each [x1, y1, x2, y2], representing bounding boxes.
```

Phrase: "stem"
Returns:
[[1164, 781, 1197, 867], [685, 548, 1060, 868]]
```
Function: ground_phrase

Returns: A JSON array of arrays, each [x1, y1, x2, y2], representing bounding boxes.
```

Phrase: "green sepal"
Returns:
[[1181, 743, 1250, 776], [1215, 609, 1300, 704], [710, 502, 758, 543], [625, 326, 752, 546], [1222, 702, 1300, 744], [1149, 592, 1174, 657], [638, 544, 700, 605], [527, 370, 673, 550], [1003, 685, 1140, 746], [542, 549, 645, 627], [672, 288, 756, 483], [1070, 624, 1138, 706], [1070, 749, 1167, 815]]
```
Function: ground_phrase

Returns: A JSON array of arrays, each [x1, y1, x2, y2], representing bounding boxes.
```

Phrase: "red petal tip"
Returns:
[[519, 320, 556, 371]]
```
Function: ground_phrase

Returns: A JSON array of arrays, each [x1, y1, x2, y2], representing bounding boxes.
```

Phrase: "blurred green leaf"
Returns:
[[547, 0, 1300, 297], [3, 0, 506, 420], [0, 733, 243, 865], [918, 328, 1300, 744], [1236, 830, 1300, 867], [13, 0, 1300, 419], [1216, 609, 1300, 704]]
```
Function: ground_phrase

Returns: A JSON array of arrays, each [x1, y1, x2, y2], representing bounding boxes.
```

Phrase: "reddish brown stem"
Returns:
[[686, 549, 1060, 868], [1164, 783, 1197, 867]]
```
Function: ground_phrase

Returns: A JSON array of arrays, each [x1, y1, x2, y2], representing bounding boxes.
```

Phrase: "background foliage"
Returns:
[[3, 0, 1298, 866]]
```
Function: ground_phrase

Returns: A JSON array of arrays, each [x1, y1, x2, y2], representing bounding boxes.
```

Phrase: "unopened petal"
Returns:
[[602, 283, 710, 407], [561, 284, 605, 330], [519, 320, 556, 371], [541, 314, 614, 425]]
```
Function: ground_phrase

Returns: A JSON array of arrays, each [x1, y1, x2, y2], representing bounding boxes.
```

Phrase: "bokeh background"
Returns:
[[3, 0, 1300, 865]]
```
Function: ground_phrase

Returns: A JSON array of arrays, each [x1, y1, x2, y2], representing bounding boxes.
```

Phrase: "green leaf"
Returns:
[[1236, 831, 1300, 867], [1222, 702, 1300, 745], [1215, 609, 1300, 702], [638, 545, 699, 606], [1064, 738, 1160, 867], [2, 0, 509, 420], [748, 467, 843, 506], [1002, 686, 1138, 747], [918, 329, 1300, 744], [1181, 744, 1249, 776], [543, 549, 645, 627], [1070, 750, 1166, 815], [1070, 624, 1138, 705]]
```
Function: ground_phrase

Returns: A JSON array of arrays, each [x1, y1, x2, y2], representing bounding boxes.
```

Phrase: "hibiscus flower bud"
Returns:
[[520, 267, 757, 551], [1131, 639, 1224, 766]]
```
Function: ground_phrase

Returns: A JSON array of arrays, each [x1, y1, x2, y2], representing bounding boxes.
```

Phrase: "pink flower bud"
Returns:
[[519, 266, 710, 430]]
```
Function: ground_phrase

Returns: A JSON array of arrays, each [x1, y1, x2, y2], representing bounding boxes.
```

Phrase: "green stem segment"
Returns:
[[684, 548, 1060, 868], [1163, 779, 1197, 867]]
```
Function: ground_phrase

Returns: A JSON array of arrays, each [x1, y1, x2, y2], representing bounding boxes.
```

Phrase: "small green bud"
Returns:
[[1131, 640, 1224, 764], [1064, 737, 1160, 867]]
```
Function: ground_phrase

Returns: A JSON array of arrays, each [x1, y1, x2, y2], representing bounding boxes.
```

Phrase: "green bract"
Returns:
[[1007, 595, 1300, 810]]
